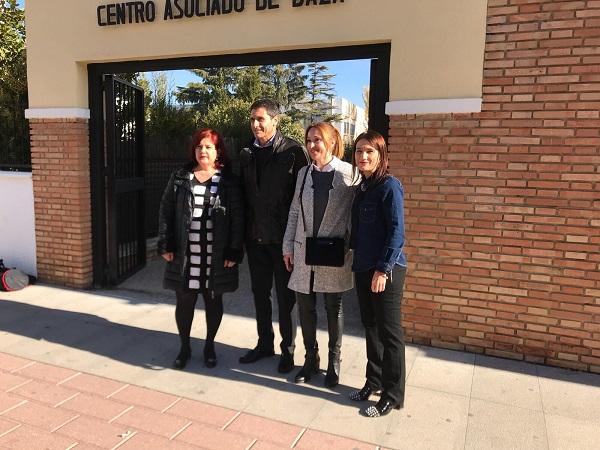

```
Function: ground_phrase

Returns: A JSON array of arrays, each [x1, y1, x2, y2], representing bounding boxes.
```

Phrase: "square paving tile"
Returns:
[[107, 384, 180, 411], [0, 417, 20, 436], [250, 440, 293, 450], [0, 371, 28, 392], [117, 431, 199, 449], [471, 355, 543, 410], [226, 412, 303, 447], [113, 405, 191, 438], [545, 413, 600, 450], [9, 379, 78, 407], [54, 415, 135, 448], [308, 398, 390, 445], [3, 401, 78, 432], [464, 398, 547, 450], [242, 383, 329, 427], [0, 353, 31, 373], [0, 424, 78, 450], [164, 397, 238, 428], [381, 386, 469, 450], [537, 365, 600, 423], [407, 347, 475, 397], [0, 392, 26, 415], [58, 371, 127, 397], [12, 361, 78, 384], [59, 392, 131, 421], [175, 422, 255, 449], [295, 428, 375, 450]]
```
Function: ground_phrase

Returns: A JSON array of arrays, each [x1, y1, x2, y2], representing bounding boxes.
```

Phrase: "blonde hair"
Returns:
[[305, 122, 344, 159]]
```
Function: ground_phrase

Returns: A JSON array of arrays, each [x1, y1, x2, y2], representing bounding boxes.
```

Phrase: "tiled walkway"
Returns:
[[0, 352, 375, 450], [1, 260, 600, 449]]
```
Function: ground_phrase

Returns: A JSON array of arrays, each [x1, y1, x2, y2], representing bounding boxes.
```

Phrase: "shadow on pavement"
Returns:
[[0, 298, 366, 406]]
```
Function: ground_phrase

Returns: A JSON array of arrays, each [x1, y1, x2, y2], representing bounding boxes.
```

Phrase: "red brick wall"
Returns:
[[29, 119, 93, 288], [389, 0, 600, 371]]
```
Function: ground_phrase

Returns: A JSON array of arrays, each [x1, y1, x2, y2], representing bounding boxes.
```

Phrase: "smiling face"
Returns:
[[194, 137, 218, 169], [250, 107, 278, 145], [354, 139, 380, 177], [305, 127, 332, 167]]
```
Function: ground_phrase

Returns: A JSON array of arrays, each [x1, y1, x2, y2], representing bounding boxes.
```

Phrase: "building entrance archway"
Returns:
[[88, 43, 390, 287]]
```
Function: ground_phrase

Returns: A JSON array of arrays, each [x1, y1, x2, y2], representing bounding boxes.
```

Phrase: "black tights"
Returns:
[[175, 290, 223, 350]]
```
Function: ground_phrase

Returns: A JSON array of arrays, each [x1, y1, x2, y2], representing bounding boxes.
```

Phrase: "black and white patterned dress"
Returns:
[[188, 171, 220, 290]]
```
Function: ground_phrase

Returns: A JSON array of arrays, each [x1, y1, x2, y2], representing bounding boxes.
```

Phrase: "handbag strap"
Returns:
[[298, 166, 310, 235]]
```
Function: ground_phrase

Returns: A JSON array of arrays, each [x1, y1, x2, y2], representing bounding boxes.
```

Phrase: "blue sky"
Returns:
[[166, 59, 370, 109]]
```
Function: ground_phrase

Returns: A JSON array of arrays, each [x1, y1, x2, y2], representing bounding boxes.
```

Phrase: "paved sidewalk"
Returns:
[[1, 260, 600, 449], [0, 352, 373, 449]]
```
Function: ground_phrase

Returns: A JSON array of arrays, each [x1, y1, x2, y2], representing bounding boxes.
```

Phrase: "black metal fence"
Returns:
[[0, 94, 30, 171]]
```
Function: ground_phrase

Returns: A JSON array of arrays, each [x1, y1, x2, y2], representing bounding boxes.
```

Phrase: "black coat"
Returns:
[[239, 131, 308, 245], [157, 164, 244, 294]]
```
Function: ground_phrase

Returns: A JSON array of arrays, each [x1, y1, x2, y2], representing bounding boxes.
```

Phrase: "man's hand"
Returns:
[[161, 252, 174, 262]]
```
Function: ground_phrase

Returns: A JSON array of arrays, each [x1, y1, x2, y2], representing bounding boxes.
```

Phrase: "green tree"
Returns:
[[145, 72, 197, 138], [259, 64, 307, 122], [302, 62, 340, 123], [0, 0, 28, 169]]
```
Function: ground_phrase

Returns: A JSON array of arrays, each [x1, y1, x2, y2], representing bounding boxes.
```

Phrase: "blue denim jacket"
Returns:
[[350, 175, 407, 273]]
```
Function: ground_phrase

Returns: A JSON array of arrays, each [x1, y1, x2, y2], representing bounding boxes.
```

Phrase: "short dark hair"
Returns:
[[250, 98, 280, 117], [352, 130, 389, 185], [188, 128, 229, 169]]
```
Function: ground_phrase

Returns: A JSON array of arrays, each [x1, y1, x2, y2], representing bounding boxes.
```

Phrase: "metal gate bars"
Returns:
[[104, 75, 146, 284]]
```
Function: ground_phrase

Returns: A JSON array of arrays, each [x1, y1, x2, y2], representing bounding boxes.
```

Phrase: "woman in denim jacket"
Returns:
[[349, 130, 407, 417]]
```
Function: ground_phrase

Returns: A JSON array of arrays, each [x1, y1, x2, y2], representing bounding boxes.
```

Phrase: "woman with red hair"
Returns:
[[158, 128, 244, 370]]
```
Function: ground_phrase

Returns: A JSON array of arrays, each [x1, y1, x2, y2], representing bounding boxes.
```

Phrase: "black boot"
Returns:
[[294, 350, 320, 383], [204, 341, 217, 368], [325, 352, 340, 388], [324, 293, 343, 388], [173, 345, 191, 370]]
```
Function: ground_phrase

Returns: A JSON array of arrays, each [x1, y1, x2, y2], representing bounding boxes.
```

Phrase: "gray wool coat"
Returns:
[[282, 157, 357, 295]]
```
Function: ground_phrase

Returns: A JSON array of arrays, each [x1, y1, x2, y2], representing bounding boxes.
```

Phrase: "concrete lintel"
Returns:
[[385, 98, 482, 115]]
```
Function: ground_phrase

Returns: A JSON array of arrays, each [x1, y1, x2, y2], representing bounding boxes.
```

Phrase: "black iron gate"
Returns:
[[103, 75, 146, 284]]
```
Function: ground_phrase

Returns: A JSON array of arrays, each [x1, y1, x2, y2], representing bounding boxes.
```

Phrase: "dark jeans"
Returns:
[[175, 289, 223, 348], [295, 273, 343, 359], [246, 241, 296, 355], [355, 266, 407, 405]]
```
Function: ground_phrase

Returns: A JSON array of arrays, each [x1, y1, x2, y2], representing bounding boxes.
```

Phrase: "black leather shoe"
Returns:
[[294, 352, 320, 383], [349, 384, 382, 402], [239, 346, 275, 364], [361, 397, 402, 418], [278, 352, 295, 374], [204, 343, 217, 369], [173, 346, 191, 370]]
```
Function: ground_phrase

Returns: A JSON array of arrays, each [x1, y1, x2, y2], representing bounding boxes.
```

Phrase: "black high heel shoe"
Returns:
[[173, 346, 191, 370], [362, 397, 402, 418], [349, 384, 382, 401], [204, 343, 217, 368]]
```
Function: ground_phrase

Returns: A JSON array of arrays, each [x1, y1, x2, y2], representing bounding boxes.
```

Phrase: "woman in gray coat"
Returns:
[[283, 122, 357, 388]]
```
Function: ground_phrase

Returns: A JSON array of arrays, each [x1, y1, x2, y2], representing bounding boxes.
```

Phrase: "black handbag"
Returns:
[[299, 168, 345, 267]]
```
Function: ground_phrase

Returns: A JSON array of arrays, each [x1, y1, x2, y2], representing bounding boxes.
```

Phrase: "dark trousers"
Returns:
[[355, 266, 407, 405], [295, 273, 343, 359], [246, 241, 296, 355], [175, 289, 223, 349]]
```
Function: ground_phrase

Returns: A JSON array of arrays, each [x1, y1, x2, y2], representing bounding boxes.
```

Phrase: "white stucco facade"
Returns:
[[0, 171, 37, 276]]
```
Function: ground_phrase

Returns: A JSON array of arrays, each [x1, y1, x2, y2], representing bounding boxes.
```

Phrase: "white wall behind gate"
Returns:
[[0, 171, 37, 276]]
